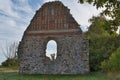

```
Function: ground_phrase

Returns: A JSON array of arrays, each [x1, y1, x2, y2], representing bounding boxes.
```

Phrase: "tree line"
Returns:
[[80, 0, 120, 72]]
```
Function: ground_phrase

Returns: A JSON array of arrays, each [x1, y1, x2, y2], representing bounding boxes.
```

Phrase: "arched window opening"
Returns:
[[46, 40, 57, 61]]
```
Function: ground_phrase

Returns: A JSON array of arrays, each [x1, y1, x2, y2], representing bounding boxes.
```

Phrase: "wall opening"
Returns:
[[46, 40, 57, 61]]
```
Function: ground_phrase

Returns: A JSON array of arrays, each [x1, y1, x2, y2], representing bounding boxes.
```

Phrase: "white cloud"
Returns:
[[0, 0, 32, 63], [44, 0, 98, 26], [0, 0, 34, 41], [0, 0, 104, 41], [43, 0, 104, 30], [0, 52, 6, 65], [13, 0, 33, 14], [0, 0, 20, 18], [44, 0, 55, 2], [0, 14, 25, 40], [0, 0, 104, 64]]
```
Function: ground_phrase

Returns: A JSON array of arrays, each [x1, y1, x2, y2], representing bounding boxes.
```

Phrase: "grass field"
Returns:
[[0, 67, 18, 71], [0, 72, 119, 80]]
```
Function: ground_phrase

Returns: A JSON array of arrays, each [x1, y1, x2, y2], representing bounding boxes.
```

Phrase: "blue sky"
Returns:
[[0, 0, 103, 65], [46, 40, 57, 59]]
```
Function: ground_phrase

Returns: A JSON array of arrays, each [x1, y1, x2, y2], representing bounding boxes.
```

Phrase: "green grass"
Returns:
[[0, 68, 10, 71], [0, 72, 118, 80], [0, 66, 18, 70]]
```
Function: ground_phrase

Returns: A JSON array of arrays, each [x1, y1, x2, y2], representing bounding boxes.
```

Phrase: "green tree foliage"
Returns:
[[79, 0, 120, 34], [89, 35, 120, 71], [86, 15, 110, 37], [89, 16, 119, 35], [80, 0, 120, 72], [85, 16, 120, 71], [101, 47, 120, 72]]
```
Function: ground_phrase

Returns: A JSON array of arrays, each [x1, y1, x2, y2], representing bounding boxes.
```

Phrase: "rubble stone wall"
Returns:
[[18, 1, 89, 74]]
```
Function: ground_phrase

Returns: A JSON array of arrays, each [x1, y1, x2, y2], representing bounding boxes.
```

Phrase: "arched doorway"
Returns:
[[46, 40, 57, 61]]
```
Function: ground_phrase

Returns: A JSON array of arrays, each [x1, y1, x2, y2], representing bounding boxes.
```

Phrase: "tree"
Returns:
[[1, 42, 18, 59], [79, 0, 120, 34], [86, 15, 110, 37], [88, 15, 119, 35], [101, 47, 120, 72], [85, 16, 120, 71], [0, 42, 19, 67], [80, 0, 120, 71]]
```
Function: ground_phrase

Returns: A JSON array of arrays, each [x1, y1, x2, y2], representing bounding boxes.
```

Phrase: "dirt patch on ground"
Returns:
[[108, 72, 120, 79]]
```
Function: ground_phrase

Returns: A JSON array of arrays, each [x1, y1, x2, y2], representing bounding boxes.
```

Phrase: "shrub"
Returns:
[[89, 35, 120, 71], [2, 58, 18, 67], [101, 47, 120, 72]]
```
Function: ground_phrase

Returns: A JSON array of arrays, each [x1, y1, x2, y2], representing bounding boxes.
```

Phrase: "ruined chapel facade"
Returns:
[[18, 1, 89, 74]]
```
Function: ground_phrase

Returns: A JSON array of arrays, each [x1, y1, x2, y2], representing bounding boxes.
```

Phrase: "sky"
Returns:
[[0, 0, 104, 65], [46, 40, 57, 60]]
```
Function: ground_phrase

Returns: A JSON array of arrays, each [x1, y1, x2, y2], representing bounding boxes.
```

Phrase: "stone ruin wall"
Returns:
[[18, 1, 89, 74]]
